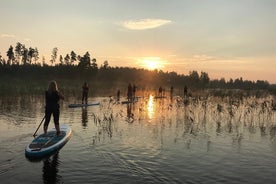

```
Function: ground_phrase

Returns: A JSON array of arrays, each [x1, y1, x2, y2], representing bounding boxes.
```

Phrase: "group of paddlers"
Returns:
[[43, 80, 189, 136]]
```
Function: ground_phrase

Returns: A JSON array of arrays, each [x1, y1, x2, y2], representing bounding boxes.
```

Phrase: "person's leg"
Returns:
[[85, 93, 88, 104], [53, 109, 60, 135], [44, 109, 51, 134], [82, 92, 85, 104]]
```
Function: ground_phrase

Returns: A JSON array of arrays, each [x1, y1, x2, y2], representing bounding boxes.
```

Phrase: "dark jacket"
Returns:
[[45, 91, 61, 110]]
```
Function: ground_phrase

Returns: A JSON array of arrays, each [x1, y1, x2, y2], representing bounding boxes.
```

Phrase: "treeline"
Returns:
[[0, 64, 275, 96], [0, 42, 275, 96], [1, 42, 102, 68]]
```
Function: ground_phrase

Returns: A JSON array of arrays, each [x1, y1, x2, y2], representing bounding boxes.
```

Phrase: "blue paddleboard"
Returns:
[[121, 100, 137, 104], [25, 124, 72, 158], [154, 96, 166, 99], [121, 97, 139, 104], [68, 102, 100, 108]]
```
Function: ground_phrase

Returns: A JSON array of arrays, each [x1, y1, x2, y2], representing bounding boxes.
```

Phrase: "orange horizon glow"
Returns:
[[137, 57, 166, 71], [1, 1, 276, 84]]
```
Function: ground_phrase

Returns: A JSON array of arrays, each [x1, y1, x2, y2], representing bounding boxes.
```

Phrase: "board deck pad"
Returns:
[[29, 131, 65, 150]]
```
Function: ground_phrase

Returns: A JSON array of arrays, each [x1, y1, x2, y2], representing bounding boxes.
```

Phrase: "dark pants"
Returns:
[[44, 108, 60, 127], [82, 92, 88, 103]]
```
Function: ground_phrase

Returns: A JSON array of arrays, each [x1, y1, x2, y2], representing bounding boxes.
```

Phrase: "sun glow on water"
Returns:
[[147, 95, 154, 120]]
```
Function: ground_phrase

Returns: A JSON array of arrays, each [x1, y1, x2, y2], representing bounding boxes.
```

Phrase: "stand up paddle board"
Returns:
[[121, 99, 139, 104], [121, 97, 139, 104], [68, 102, 100, 108], [25, 124, 72, 158], [154, 96, 166, 99]]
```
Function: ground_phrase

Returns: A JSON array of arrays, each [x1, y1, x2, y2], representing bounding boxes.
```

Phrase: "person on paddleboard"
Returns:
[[127, 83, 133, 102], [44, 80, 64, 135], [184, 85, 188, 97], [82, 82, 89, 104], [158, 86, 163, 97], [117, 89, 121, 102], [170, 86, 174, 100]]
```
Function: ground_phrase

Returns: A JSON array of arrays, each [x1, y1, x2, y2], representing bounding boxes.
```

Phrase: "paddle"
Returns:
[[32, 135, 55, 151], [33, 116, 45, 137]]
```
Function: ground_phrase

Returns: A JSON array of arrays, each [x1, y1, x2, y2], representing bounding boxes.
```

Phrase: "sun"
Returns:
[[140, 57, 165, 70], [145, 59, 158, 70]]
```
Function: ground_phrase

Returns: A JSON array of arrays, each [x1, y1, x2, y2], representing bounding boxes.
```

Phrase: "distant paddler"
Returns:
[[158, 86, 163, 97], [117, 89, 121, 102], [82, 82, 89, 104], [127, 83, 133, 102], [170, 86, 174, 100], [184, 85, 188, 97]]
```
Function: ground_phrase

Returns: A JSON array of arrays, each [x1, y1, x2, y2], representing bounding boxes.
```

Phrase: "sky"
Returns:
[[0, 0, 276, 84]]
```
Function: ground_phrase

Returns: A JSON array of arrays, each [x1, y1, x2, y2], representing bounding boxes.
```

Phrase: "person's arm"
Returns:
[[58, 91, 65, 100]]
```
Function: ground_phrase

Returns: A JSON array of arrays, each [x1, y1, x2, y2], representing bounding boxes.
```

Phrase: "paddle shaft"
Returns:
[[36, 135, 56, 151], [33, 116, 45, 137]]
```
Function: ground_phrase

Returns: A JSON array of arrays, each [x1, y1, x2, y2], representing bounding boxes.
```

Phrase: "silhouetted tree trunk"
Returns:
[[70, 51, 77, 65], [102, 60, 109, 69], [22, 48, 28, 65], [6, 46, 15, 65], [33, 47, 39, 64], [28, 47, 36, 64], [91, 58, 98, 70], [51, 47, 58, 65], [64, 54, 70, 65], [78, 52, 91, 69], [15, 42, 24, 64], [59, 55, 63, 65]]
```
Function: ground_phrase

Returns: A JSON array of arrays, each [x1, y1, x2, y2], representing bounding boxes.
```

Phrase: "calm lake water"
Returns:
[[0, 94, 276, 184]]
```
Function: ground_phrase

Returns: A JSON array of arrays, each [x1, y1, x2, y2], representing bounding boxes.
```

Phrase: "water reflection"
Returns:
[[126, 103, 134, 123], [270, 126, 276, 140], [0, 95, 44, 126], [26, 95, 276, 150], [1, 95, 276, 183], [147, 95, 154, 121], [81, 107, 88, 128], [42, 152, 61, 184]]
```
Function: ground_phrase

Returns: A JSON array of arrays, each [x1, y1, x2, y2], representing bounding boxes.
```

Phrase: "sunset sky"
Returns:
[[1, 0, 275, 83]]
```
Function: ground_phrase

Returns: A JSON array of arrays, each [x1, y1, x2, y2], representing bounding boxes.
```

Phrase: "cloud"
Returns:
[[1, 33, 15, 38], [25, 38, 31, 42], [191, 55, 215, 62], [123, 19, 171, 30]]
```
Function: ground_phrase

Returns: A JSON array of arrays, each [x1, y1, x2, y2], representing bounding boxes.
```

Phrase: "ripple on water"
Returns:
[[1, 96, 276, 183], [0, 158, 14, 176]]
